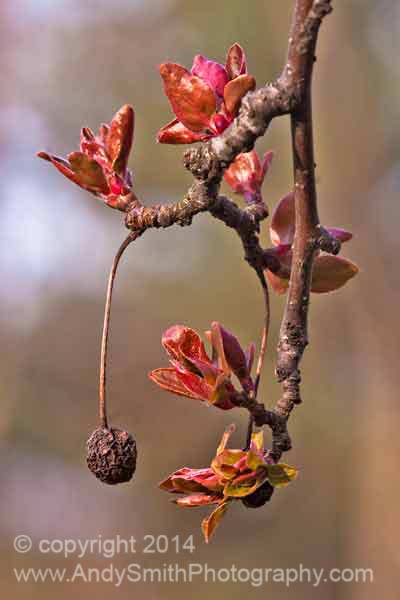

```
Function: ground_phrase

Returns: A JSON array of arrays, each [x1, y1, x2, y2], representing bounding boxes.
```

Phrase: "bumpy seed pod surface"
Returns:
[[242, 480, 274, 508], [86, 427, 137, 485]]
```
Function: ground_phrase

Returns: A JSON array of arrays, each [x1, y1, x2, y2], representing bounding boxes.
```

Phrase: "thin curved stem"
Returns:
[[99, 231, 140, 428], [246, 269, 271, 448], [254, 270, 270, 398]]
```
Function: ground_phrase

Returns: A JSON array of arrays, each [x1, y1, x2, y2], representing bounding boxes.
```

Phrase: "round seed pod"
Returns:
[[86, 427, 137, 485], [242, 481, 274, 508]]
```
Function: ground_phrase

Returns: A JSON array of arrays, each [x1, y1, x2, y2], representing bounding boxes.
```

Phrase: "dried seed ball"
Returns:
[[86, 427, 137, 485], [242, 481, 274, 508]]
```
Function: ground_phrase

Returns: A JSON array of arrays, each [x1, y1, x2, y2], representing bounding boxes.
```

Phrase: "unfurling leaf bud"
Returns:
[[157, 43, 255, 144], [38, 105, 136, 211], [242, 480, 274, 508], [86, 427, 137, 485]]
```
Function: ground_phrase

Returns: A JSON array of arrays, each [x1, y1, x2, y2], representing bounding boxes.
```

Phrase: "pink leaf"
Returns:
[[218, 324, 250, 383], [224, 150, 262, 194], [162, 325, 210, 366], [270, 192, 295, 246], [191, 55, 229, 98], [175, 369, 212, 402], [245, 342, 256, 374], [326, 227, 353, 243], [225, 43, 247, 79]]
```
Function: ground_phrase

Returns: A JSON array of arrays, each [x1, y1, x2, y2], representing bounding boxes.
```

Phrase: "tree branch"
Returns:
[[275, 0, 334, 427], [122, 0, 335, 461]]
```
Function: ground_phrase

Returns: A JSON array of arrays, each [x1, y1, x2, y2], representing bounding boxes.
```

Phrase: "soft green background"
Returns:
[[1, 0, 399, 597]]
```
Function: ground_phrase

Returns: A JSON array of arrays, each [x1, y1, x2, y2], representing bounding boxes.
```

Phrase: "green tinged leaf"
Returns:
[[250, 430, 264, 453], [201, 501, 230, 543], [223, 468, 269, 498], [211, 449, 246, 480], [216, 424, 236, 454], [267, 463, 298, 487]]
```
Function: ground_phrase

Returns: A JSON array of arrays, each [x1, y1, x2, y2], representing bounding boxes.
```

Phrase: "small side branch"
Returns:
[[99, 231, 141, 428]]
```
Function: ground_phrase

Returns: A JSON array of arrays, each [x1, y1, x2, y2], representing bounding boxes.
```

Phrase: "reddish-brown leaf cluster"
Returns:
[[266, 192, 358, 294], [160, 425, 297, 542], [38, 105, 136, 211], [149, 322, 255, 410], [157, 44, 255, 144], [224, 149, 274, 205], [223, 151, 359, 294]]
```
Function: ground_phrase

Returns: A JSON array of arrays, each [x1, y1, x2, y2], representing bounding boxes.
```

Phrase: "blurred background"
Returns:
[[1, 0, 399, 597]]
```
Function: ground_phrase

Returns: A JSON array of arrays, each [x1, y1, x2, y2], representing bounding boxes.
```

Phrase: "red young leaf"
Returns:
[[38, 105, 135, 207], [191, 472, 223, 493], [162, 325, 210, 366], [68, 152, 110, 194], [175, 494, 221, 508], [182, 355, 220, 384], [245, 342, 256, 374], [148, 368, 199, 399], [224, 150, 261, 194], [326, 227, 353, 243], [159, 467, 205, 493], [38, 152, 109, 195], [106, 104, 134, 175], [223, 74, 256, 116], [175, 467, 222, 493], [210, 322, 230, 375], [218, 324, 250, 383], [265, 270, 290, 295], [157, 118, 211, 144], [209, 112, 232, 135], [159, 63, 217, 132]]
